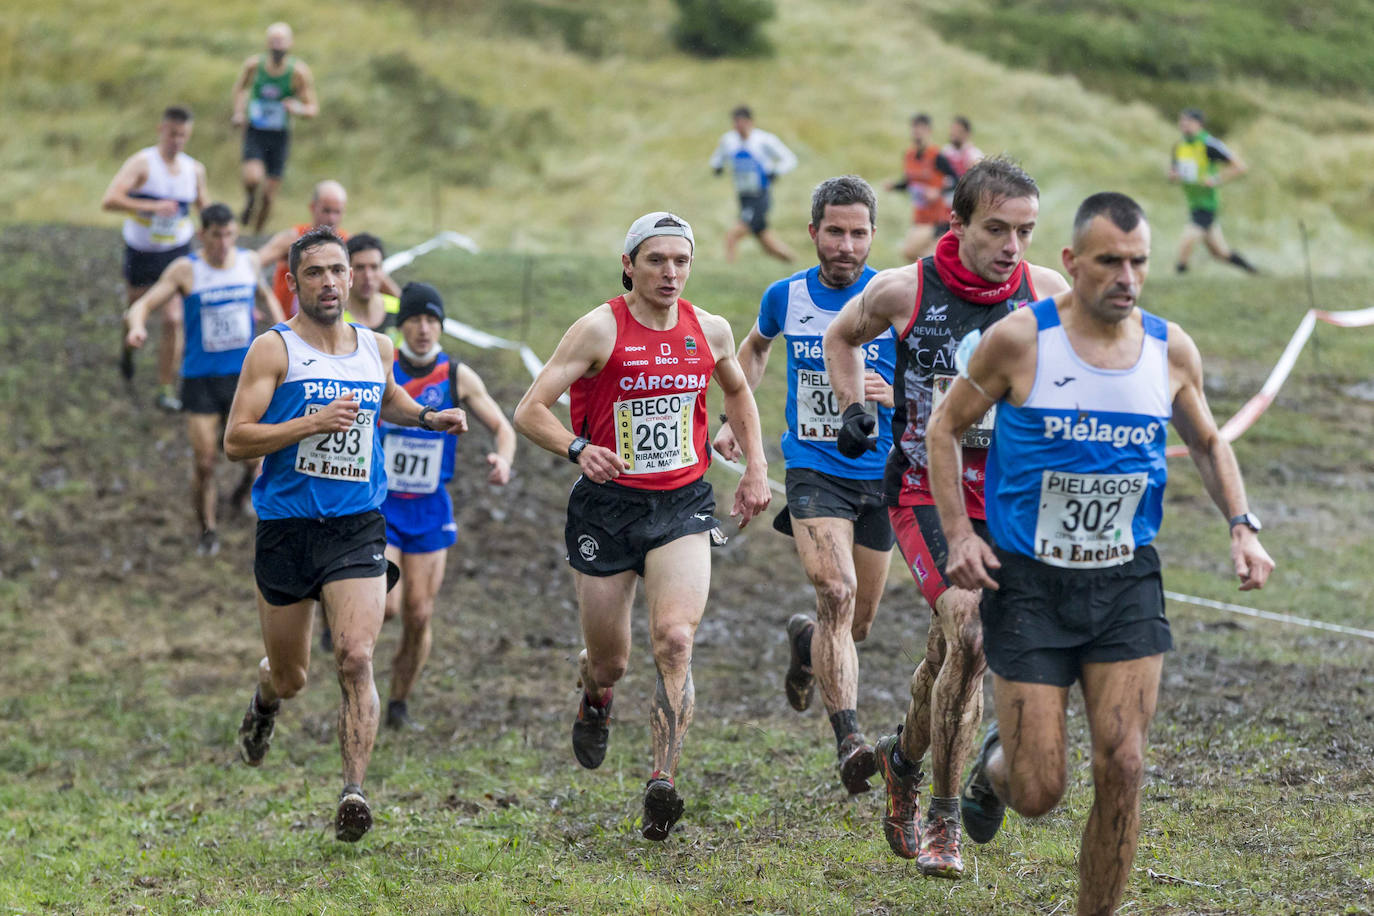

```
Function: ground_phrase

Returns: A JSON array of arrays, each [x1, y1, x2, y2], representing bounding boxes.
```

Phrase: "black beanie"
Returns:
[[398, 282, 445, 325]]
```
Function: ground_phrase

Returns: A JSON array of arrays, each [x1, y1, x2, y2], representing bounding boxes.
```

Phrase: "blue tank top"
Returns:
[[756, 265, 894, 479], [251, 323, 388, 520], [986, 299, 1171, 568], [182, 249, 257, 379], [381, 352, 459, 498]]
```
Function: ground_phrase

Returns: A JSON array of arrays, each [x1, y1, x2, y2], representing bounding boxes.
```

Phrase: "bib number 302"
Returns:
[[1033, 470, 1147, 569]]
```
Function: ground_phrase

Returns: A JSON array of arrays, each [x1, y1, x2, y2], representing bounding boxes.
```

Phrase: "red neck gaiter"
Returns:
[[932, 231, 1026, 304]]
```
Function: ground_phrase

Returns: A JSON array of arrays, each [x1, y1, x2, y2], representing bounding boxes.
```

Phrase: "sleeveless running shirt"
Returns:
[[569, 296, 716, 491], [885, 257, 1039, 514], [248, 56, 296, 132], [121, 147, 199, 252], [987, 299, 1171, 569], [182, 249, 257, 379], [902, 146, 950, 225], [251, 323, 388, 520], [756, 265, 893, 479], [381, 351, 459, 498]]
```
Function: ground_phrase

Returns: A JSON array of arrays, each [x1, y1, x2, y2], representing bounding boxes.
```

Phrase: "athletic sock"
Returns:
[[1175, 262, 1188, 274], [890, 740, 919, 776], [253, 689, 280, 716], [797, 620, 813, 667], [928, 795, 959, 821], [830, 709, 860, 749], [387, 699, 407, 718], [1228, 251, 1259, 273], [587, 687, 612, 709]]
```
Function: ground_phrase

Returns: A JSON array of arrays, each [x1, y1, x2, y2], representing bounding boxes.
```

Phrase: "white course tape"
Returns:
[[387, 234, 1371, 642], [1164, 590, 1374, 642], [1166, 305, 1374, 458]]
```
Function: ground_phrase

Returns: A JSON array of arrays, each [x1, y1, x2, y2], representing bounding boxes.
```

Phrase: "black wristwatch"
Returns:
[[567, 436, 589, 463], [1228, 512, 1262, 533], [417, 406, 437, 431]]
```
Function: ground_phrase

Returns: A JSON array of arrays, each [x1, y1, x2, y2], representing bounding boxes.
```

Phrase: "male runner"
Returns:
[[709, 106, 799, 263], [513, 212, 771, 841], [225, 228, 466, 842], [1169, 108, 1258, 275], [713, 176, 895, 794], [230, 22, 318, 233], [930, 192, 1274, 915], [258, 180, 348, 318], [343, 234, 401, 342], [124, 204, 284, 556], [823, 157, 1069, 877], [379, 281, 516, 730], [102, 105, 210, 411], [887, 114, 958, 262]]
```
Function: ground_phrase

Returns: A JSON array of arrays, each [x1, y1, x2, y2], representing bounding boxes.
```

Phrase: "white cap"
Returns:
[[623, 212, 694, 255]]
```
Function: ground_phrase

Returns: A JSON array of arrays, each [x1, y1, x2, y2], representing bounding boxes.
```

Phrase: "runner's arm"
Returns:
[[286, 60, 319, 118], [229, 57, 256, 126], [1167, 324, 1274, 590], [223, 332, 358, 460], [377, 334, 466, 433], [257, 229, 293, 271], [193, 162, 210, 213], [100, 155, 163, 216], [765, 132, 798, 177], [713, 324, 773, 459], [708, 134, 729, 173], [927, 312, 1031, 590], [823, 267, 913, 408], [1028, 263, 1071, 297], [513, 308, 623, 482], [124, 259, 192, 347], [456, 362, 517, 484], [705, 313, 770, 528]]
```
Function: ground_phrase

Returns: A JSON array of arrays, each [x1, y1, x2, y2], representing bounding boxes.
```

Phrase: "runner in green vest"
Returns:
[[231, 22, 318, 234], [1169, 108, 1257, 275]]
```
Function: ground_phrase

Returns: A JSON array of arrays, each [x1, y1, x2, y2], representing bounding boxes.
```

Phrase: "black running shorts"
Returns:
[[738, 190, 771, 234], [1188, 208, 1217, 230], [980, 544, 1173, 687], [180, 373, 240, 418], [254, 510, 388, 606], [784, 468, 894, 552], [242, 126, 291, 179], [565, 477, 718, 577], [123, 242, 191, 288]]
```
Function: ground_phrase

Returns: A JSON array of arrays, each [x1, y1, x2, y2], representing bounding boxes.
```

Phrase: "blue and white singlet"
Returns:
[[756, 265, 894, 479], [986, 299, 1171, 569], [182, 249, 257, 379], [381, 352, 459, 497], [251, 323, 388, 520]]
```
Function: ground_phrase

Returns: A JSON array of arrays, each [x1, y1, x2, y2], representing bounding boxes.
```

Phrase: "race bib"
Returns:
[[384, 434, 443, 494], [1033, 470, 1147, 569], [1175, 158, 1199, 183], [796, 368, 845, 442], [249, 98, 287, 131], [200, 303, 252, 353], [933, 374, 995, 448], [295, 404, 375, 482], [149, 211, 183, 245], [615, 392, 697, 474]]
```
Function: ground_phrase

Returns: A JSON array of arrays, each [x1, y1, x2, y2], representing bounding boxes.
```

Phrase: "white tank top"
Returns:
[[121, 147, 199, 252]]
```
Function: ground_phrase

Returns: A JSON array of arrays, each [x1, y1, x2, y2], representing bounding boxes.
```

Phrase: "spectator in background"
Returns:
[[1169, 108, 1258, 274], [888, 113, 959, 261], [709, 105, 799, 263]]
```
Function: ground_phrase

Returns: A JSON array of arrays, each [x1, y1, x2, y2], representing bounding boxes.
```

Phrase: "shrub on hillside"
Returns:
[[671, 0, 776, 58]]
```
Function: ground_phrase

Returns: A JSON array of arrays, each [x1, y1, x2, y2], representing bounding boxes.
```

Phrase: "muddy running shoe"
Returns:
[[961, 722, 1006, 844], [783, 613, 815, 712], [641, 777, 684, 841], [197, 529, 220, 558], [874, 731, 923, 859], [154, 384, 182, 412], [571, 691, 612, 769], [335, 784, 373, 842], [236, 693, 277, 767], [837, 732, 877, 795], [386, 699, 424, 732], [918, 814, 964, 879]]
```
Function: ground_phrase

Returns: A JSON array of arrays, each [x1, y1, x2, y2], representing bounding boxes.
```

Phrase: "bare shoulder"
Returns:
[[1165, 320, 1202, 373], [1027, 263, 1070, 296], [373, 331, 396, 362], [293, 58, 314, 80], [983, 303, 1039, 348], [244, 326, 288, 373], [560, 302, 618, 358], [861, 264, 922, 316]]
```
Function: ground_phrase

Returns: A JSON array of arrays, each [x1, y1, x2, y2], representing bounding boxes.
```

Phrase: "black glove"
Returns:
[[836, 403, 877, 458]]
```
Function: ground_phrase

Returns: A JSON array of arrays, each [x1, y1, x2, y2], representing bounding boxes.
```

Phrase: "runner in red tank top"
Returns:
[[824, 158, 1069, 878], [886, 113, 958, 262], [515, 211, 771, 842]]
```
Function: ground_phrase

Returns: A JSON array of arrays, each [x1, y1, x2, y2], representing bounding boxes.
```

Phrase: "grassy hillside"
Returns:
[[6, 0, 1374, 273]]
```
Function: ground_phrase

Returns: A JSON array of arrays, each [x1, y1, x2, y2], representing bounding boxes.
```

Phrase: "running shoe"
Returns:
[[874, 730, 923, 859], [837, 732, 876, 795], [236, 693, 277, 767], [335, 784, 373, 842], [961, 722, 1006, 844], [571, 690, 611, 769], [917, 813, 964, 879], [154, 385, 182, 412], [197, 529, 220, 558], [386, 699, 424, 732], [783, 613, 815, 712], [641, 777, 684, 841]]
